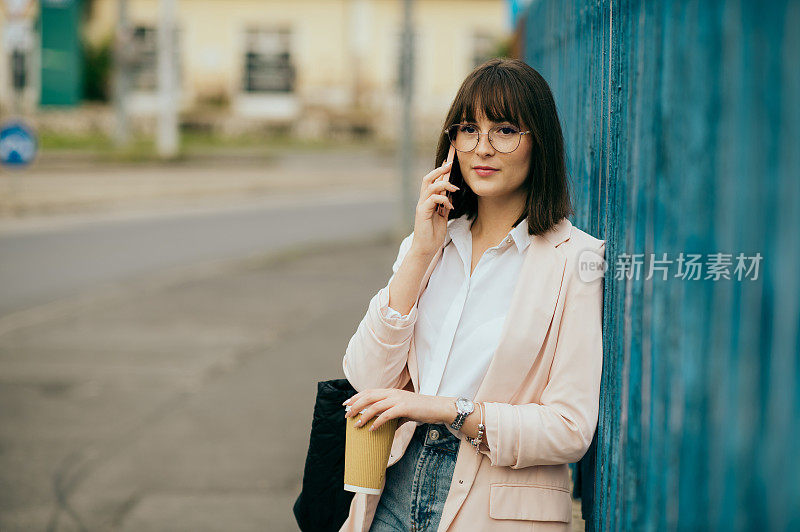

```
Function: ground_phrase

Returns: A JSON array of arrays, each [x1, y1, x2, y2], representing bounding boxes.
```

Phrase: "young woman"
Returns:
[[340, 58, 606, 532]]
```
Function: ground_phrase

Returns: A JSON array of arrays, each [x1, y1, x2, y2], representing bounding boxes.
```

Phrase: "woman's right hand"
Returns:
[[410, 161, 460, 258]]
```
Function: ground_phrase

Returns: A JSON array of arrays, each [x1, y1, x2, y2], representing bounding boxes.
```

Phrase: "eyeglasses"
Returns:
[[444, 123, 531, 153]]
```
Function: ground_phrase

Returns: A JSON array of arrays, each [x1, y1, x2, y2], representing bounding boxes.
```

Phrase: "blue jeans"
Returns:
[[369, 423, 460, 532]]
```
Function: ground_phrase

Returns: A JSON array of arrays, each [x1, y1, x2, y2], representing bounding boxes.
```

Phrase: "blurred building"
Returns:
[[1, 0, 513, 141]]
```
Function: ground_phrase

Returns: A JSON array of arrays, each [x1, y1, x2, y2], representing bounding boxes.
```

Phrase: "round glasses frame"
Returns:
[[444, 123, 531, 153]]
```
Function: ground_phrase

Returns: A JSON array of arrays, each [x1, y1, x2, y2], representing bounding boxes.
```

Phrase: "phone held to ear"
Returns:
[[436, 144, 456, 218]]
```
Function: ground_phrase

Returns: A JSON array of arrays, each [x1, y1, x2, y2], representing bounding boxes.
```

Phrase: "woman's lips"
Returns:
[[473, 167, 498, 177]]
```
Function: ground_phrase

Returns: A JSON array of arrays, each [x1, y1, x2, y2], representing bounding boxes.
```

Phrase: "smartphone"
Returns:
[[436, 144, 456, 217]]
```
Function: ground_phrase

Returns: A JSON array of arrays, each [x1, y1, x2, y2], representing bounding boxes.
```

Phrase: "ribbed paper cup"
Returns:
[[343, 406, 399, 495]]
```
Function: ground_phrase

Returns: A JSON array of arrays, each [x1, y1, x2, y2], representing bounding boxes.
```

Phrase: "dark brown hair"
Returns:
[[434, 58, 574, 236]]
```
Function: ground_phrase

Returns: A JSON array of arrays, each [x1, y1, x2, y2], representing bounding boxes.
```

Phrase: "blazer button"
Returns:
[[429, 429, 440, 440]]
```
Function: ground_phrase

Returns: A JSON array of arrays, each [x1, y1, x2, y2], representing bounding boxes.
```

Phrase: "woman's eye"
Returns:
[[460, 125, 478, 134], [499, 126, 518, 135]]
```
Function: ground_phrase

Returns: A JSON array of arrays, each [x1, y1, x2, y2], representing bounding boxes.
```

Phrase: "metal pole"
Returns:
[[399, 0, 415, 232], [157, 0, 179, 158], [113, 0, 130, 147]]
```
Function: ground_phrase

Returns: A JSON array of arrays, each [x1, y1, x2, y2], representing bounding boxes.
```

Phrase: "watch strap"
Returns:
[[450, 397, 473, 431], [451, 411, 468, 431]]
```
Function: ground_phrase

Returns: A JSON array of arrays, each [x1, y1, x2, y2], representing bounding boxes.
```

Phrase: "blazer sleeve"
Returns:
[[342, 231, 419, 392], [480, 240, 606, 468]]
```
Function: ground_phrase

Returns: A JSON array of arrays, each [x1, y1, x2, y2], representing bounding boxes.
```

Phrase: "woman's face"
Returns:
[[455, 109, 532, 202]]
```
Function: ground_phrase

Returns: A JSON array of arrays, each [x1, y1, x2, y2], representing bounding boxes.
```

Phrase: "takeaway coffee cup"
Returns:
[[343, 405, 399, 494]]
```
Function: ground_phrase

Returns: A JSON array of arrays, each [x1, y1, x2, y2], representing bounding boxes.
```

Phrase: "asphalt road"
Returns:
[[0, 190, 398, 317]]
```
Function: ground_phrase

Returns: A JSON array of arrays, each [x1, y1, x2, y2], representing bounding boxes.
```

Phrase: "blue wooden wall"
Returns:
[[520, 0, 799, 529]]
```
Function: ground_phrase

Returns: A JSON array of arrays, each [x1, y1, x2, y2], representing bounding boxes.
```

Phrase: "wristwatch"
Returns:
[[450, 397, 475, 431]]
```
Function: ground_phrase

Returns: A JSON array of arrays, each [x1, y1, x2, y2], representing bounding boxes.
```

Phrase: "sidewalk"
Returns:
[[0, 147, 409, 221]]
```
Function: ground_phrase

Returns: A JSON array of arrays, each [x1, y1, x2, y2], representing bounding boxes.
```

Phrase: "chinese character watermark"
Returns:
[[611, 252, 762, 281]]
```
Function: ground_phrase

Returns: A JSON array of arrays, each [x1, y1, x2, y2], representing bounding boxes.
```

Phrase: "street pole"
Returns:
[[113, 0, 130, 148], [348, 0, 368, 109], [399, 0, 415, 232], [157, 0, 179, 158]]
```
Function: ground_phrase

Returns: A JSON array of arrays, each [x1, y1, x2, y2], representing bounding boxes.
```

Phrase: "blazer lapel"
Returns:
[[472, 225, 569, 404]]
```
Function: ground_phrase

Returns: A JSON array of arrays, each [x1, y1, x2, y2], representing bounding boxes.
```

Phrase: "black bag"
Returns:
[[293, 378, 359, 532]]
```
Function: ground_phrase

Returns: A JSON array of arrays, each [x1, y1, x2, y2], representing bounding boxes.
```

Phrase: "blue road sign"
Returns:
[[0, 120, 37, 167]]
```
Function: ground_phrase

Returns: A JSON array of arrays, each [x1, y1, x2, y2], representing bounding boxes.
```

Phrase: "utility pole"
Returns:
[[399, 0, 415, 231], [112, 0, 130, 147], [348, 0, 369, 109], [157, 0, 179, 158]]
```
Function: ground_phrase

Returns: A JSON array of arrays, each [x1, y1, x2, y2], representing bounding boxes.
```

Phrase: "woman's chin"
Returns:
[[470, 184, 506, 197]]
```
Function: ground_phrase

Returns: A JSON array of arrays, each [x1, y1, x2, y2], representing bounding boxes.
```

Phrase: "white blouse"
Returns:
[[379, 214, 530, 437]]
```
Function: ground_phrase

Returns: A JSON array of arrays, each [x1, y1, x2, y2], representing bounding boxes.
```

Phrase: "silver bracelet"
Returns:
[[467, 402, 485, 454]]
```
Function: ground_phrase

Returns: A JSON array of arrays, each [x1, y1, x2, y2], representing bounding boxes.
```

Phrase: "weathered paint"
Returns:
[[520, 0, 799, 529]]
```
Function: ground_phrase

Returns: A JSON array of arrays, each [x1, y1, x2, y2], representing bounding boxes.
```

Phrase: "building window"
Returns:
[[243, 28, 295, 93], [11, 49, 27, 91], [129, 25, 181, 91]]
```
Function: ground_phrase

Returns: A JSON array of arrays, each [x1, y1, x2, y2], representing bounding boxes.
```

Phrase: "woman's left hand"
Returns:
[[343, 389, 452, 431]]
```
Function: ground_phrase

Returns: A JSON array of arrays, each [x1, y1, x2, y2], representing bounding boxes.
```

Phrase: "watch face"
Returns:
[[456, 398, 474, 414]]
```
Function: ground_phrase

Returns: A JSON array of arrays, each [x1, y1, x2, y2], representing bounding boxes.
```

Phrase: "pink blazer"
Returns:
[[340, 217, 606, 531]]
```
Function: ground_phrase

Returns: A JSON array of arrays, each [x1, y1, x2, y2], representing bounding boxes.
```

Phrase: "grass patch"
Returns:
[[36, 129, 396, 162]]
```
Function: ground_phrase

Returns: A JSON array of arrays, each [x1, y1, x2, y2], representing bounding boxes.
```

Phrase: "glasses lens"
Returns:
[[489, 125, 521, 153], [448, 124, 478, 152]]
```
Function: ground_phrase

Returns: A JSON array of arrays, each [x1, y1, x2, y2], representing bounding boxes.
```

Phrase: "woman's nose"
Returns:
[[475, 133, 495, 156]]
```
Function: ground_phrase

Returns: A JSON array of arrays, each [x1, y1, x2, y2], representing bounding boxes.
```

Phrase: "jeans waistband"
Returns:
[[413, 423, 460, 450]]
